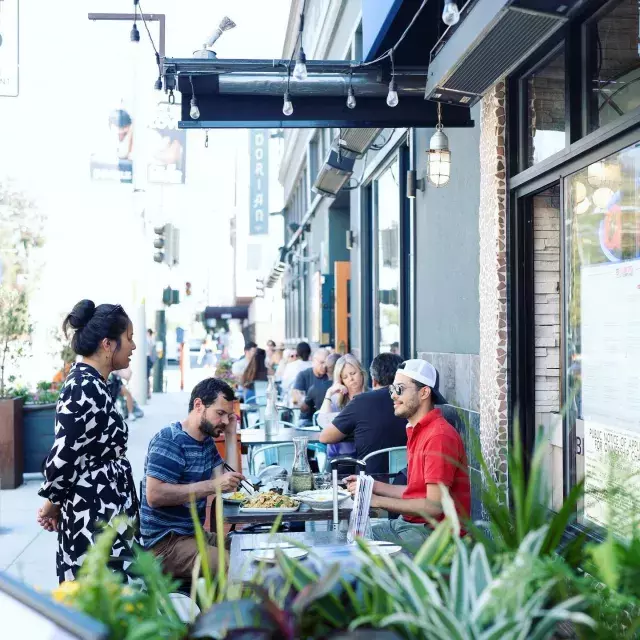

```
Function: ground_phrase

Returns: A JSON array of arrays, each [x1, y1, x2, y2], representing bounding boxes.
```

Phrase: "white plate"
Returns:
[[295, 489, 351, 510], [251, 547, 308, 563], [366, 541, 402, 556], [239, 503, 300, 514], [222, 492, 249, 504]]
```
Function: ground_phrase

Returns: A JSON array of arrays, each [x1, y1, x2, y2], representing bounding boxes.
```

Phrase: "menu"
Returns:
[[581, 258, 640, 530]]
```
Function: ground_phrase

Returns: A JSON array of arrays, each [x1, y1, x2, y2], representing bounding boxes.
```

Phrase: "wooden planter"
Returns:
[[0, 397, 24, 489], [23, 402, 56, 474]]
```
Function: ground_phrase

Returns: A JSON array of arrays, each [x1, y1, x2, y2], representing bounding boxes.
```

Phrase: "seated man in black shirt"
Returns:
[[300, 353, 340, 426], [319, 353, 407, 475]]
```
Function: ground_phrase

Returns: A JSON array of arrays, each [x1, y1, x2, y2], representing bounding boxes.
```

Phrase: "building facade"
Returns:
[[266, 0, 640, 530]]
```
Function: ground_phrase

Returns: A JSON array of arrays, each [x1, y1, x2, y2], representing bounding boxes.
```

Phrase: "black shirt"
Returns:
[[332, 388, 408, 475], [304, 379, 333, 418], [294, 368, 328, 420]]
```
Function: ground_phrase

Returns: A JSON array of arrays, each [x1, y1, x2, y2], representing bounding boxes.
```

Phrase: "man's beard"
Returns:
[[199, 416, 223, 438], [395, 395, 420, 419]]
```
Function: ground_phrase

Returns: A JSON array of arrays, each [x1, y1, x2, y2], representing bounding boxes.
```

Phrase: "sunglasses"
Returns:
[[389, 383, 414, 397]]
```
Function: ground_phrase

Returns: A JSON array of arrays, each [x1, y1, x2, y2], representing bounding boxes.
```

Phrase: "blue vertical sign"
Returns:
[[249, 129, 269, 235]]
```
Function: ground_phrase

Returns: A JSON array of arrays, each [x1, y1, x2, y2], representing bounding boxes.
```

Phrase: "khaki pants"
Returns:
[[150, 532, 229, 580]]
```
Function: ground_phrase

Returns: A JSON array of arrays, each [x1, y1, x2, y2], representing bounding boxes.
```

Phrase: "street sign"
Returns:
[[0, 0, 19, 97]]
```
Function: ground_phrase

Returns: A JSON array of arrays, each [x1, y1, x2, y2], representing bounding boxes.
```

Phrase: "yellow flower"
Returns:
[[51, 581, 80, 603], [124, 603, 135, 613], [122, 586, 134, 597]]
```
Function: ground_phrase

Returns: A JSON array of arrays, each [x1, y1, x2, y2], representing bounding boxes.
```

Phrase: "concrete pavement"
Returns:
[[0, 385, 190, 591]]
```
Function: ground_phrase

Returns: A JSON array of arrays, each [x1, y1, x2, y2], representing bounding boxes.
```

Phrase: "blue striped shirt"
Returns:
[[141, 422, 222, 549]]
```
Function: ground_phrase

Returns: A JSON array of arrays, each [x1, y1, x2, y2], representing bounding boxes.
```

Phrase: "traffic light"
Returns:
[[153, 224, 180, 266], [185, 281, 192, 296], [162, 287, 180, 306]]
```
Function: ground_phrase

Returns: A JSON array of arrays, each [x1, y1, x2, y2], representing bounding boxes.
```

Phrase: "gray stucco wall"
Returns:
[[415, 104, 481, 356]]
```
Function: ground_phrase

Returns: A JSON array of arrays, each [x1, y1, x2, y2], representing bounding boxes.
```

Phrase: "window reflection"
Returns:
[[566, 142, 640, 532], [375, 158, 401, 354], [589, 0, 640, 131]]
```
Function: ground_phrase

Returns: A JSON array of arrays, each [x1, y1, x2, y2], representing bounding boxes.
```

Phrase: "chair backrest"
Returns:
[[253, 381, 268, 405], [250, 420, 297, 430], [362, 447, 408, 475], [250, 443, 295, 475]]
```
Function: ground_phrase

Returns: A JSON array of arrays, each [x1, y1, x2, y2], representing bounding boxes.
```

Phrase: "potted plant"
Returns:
[[22, 380, 59, 474], [0, 286, 30, 489]]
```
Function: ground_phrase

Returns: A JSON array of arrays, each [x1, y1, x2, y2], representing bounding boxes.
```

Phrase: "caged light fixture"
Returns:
[[427, 102, 451, 186]]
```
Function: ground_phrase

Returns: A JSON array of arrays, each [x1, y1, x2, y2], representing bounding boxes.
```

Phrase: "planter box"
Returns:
[[23, 403, 56, 474], [0, 397, 24, 489]]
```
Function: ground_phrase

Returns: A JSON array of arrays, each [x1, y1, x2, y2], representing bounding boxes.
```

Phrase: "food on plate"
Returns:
[[226, 491, 246, 501], [242, 491, 299, 509]]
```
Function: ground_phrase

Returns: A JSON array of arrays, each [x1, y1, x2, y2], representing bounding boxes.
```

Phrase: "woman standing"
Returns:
[[318, 354, 367, 458], [37, 300, 139, 583]]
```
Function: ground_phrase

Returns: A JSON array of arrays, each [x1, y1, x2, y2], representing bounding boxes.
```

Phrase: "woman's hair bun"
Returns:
[[66, 299, 96, 331]]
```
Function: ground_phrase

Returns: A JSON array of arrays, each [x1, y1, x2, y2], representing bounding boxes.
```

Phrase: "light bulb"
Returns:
[[386, 79, 399, 107], [190, 97, 200, 120], [283, 92, 294, 116], [293, 48, 308, 81], [347, 86, 356, 109], [442, 0, 460, 26]]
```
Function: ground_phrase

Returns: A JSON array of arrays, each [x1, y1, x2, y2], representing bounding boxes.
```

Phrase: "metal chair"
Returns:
[[362, 447, 408, 474], [249, 442, 295, 475]]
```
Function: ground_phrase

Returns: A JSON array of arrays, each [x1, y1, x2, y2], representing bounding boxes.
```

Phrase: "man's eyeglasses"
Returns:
[[389, 383, 410, 397]]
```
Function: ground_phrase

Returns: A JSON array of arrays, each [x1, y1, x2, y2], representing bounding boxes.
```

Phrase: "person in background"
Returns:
[[281, 341, 313, 396], [141, 378, 243, 580], [300, 353, 340, 426], [198, 335, 217, 372], [275, 347, 292, 384], [231, 341, 257, 382], [346, 359, 470, 551], [320, 353, 407, 475], [108, 367, 144, 421], [241, 347, 268, 404], [291, 348, 328, 424], [318, 354, 367, 458], [146, 328, 156, 399], [265, 339, 277, 369], [268, 343, 284, 376], [37, 300, 139, 583], [390, 342, 400, 355]]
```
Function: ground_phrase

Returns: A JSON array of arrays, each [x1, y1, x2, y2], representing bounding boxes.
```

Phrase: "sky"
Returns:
[[0, 0, 291, 382]]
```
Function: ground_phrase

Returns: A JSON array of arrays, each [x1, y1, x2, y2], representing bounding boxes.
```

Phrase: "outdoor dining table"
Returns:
[[240, 426, 322, 446], [223, 500, 355, 525], [228, 529, 351, 582]]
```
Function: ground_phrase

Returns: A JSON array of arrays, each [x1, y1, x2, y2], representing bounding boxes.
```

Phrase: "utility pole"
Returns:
[[153, 309, 166, 393]]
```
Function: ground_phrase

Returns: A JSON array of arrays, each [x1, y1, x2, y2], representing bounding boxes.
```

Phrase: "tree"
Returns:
[[0, 286, 31, 397]]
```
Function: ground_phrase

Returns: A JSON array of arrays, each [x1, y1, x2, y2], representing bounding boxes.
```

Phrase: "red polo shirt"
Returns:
[[402, 408, 471, 525]]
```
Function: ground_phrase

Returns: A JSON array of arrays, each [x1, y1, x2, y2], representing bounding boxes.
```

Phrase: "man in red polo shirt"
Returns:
[[347, 358, 470, 550]]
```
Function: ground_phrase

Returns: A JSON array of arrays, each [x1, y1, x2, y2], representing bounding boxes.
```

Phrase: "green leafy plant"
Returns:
[[0, 286, 31, 397]]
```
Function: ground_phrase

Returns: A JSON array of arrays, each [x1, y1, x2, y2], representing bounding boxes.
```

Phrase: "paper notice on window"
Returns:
[[581, 258, 640, 531]]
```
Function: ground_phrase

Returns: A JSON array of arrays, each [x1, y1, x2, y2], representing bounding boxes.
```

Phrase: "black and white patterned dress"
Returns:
[[39, 363, 139, 583]]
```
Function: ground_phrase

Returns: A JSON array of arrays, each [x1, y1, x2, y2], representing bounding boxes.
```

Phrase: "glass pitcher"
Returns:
[[290, 436, 313, 493]]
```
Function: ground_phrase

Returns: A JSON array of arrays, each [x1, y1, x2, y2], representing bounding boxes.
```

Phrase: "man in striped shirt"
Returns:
[[141, 378, 244, 579]]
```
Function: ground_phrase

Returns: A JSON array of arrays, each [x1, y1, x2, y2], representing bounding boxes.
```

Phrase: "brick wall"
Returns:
[[533, 186, 561, 415]]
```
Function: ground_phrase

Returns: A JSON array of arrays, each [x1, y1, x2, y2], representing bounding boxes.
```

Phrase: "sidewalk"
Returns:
[[0, 388, 189, 591]]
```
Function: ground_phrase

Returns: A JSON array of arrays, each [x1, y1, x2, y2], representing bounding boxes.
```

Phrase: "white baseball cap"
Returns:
[[398, 359, 447, 405]]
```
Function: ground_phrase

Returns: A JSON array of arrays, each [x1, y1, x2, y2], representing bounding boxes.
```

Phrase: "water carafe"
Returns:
[[290, 436, 313, 493], [264, 375, 278, 435]]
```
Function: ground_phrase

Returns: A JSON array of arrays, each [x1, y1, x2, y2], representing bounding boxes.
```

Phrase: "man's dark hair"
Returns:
[[296, 341, 311, 361], [370, 353, 404, 387], [244, 341, 257, 352], [147, 328, 153, 335], [189, 377, 235, 412], [267, 339, 276, 348]]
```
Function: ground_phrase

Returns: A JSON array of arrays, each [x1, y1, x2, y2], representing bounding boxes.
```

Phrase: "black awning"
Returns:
[[204, 305, 249, 320]]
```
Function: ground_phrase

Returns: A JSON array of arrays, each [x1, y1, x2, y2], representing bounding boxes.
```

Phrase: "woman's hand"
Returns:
[[326, 384, 348, 398], [37, 501, 61, 532]]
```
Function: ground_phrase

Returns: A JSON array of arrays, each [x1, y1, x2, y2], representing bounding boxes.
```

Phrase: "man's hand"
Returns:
[[345, 475, 359, 496], [213, 472, 244, 493], [226, 412, 238, 434]]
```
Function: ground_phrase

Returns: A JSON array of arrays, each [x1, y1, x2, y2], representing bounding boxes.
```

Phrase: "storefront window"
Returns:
[[526, 47, 566, 167], [565, 141, 640, 533], [588, 0, 640, 132], [374, 158, 401, 354]]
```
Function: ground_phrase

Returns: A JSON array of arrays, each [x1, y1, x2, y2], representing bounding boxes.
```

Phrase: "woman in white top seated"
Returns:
[[318, 354, 367, 458]]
